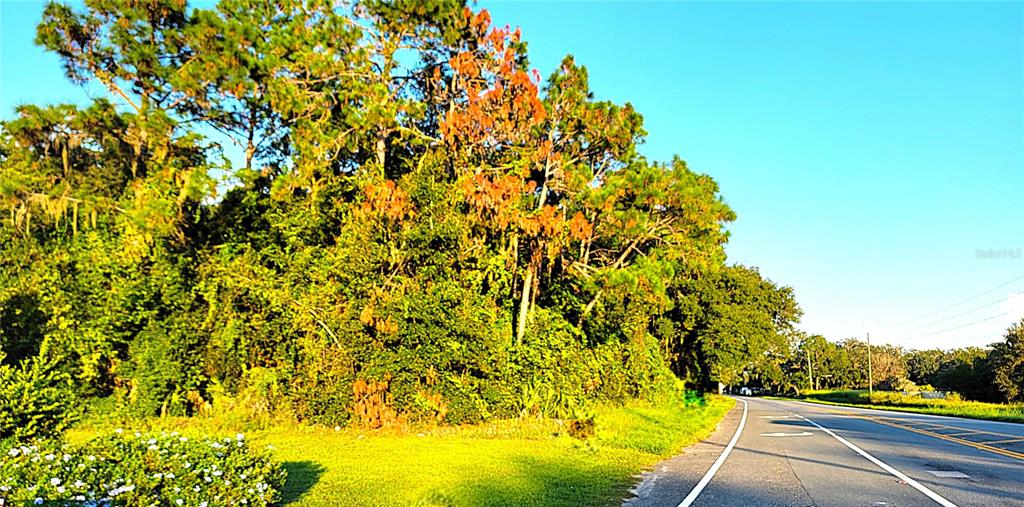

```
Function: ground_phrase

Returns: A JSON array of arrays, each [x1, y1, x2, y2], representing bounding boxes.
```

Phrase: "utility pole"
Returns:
[[866, 332, 873, 397], [806, 349, 813, 392]]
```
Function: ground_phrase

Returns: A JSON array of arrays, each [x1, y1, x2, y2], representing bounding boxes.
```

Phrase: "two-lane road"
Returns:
[[626, 397, 1024, 506]]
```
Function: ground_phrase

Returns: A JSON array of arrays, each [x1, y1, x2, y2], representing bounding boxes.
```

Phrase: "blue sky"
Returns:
[[2, 1, 1022, 349]]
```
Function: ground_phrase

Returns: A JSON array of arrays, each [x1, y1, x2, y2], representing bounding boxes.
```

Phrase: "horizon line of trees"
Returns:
[[745, 322, 1024, 403]]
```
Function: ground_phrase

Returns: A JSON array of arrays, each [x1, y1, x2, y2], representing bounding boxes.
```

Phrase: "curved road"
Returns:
[[625, 397, 1024, 506]]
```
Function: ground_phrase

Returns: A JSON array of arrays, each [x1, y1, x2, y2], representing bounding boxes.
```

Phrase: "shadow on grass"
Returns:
[[416, 455, 634, 507], [280, 460, 326, 504]]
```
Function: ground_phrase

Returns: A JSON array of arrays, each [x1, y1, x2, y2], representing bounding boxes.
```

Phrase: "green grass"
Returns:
[[68, 395, 734, 506], [782, 390, 1024, 424]]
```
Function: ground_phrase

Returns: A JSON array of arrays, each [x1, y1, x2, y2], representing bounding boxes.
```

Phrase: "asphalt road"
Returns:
[[624, 397, 1024, 507]]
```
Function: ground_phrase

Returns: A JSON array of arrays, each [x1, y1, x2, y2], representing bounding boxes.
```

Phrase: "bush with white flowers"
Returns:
[[0, 431, 286, 506]]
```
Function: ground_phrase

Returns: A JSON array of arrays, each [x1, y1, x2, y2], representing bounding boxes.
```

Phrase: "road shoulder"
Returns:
[[623, 398, 745, 506]]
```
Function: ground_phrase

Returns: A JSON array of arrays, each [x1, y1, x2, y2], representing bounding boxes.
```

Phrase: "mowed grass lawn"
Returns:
[[70, 395, 734, 506], [789, 390, 1024, 424]]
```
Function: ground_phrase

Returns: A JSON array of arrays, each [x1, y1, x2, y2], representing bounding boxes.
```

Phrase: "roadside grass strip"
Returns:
[[68, 395, 735, 506]]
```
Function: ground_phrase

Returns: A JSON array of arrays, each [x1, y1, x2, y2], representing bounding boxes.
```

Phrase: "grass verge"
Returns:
[[68, 393, 734, 506], [778, 390, 1024, 424]]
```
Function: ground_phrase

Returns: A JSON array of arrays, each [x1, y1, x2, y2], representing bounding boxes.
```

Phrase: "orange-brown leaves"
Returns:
[[358, 303, 398, 335], [569, 211, 593, 241], [360, 179, 412, 222], [460, 173, 532, 228], [520, 204, 562, 237], [351, 376, 405, 429], [437, 9, 545, 150], [359, 304, 375, 326]]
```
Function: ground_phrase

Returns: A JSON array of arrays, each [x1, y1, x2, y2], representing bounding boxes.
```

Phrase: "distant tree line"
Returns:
[[769, 321, 1024, 403]]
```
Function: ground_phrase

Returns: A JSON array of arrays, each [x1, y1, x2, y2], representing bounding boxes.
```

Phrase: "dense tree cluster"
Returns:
[[0, 0, 802, 426], [781, 322, 1024, 403]]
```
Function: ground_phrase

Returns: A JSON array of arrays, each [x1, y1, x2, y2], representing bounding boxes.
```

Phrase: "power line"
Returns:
[[899, 297, 1007, 333], [892, 273, 1024, 328], [904, 313, 1008, 341]]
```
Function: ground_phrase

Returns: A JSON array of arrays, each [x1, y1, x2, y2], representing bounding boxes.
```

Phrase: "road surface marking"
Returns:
[[865, 417, 1024, 461], [676, 398, 748, 507], [791, 412, 959, 507], [979, 437, 1024, 445], [925, 470, 970, 479], [760, 431, 813, 437], [758, 415, 793, 419]]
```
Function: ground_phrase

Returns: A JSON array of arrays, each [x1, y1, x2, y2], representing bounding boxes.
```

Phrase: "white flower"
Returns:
[[7, 448, 18, 457], [87, 455, 96, 461], [147, 438, 157, 445], [34, 498, 43, 505], [50, 477, 61, 486], [62, 454, 71, 462], [184, 462, 191, 468], [194, 485, 201, 492], [175, 499, 183, 506], [56, 486, 66, 494], [74, 480, 85, 488], [115, 428, 123, 434], [179, 437, 188, 442], [134, 432, 141, 437], [212, 470, 222, 477], [236, 433, 245, 440], [44, 454, 55, 461], [166, 472, 175, 479], [148, 445, 158, 451], [199, 502, 208, 507]]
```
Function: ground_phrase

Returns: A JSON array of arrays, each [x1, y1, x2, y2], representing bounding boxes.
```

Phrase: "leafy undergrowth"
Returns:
[[790, 390, 1024, 423], [68, 394, 734, 506]]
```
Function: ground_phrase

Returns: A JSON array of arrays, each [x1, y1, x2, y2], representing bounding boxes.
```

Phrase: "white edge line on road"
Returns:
[[676, 398, 748, 507], [792, 412, 959, 507]]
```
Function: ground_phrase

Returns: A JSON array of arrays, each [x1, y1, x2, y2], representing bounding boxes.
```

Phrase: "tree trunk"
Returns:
[[516, 265, 534, 346]]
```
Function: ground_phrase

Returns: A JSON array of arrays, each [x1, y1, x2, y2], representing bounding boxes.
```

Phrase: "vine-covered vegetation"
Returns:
[[0, 0, 802, 429]]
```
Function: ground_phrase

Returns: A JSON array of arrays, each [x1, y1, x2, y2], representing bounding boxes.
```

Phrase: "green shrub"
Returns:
[[288, 335, 355, 427], [0, 351, 81, 442], [0, 431, 286, 506], [123, 318, 207, 418]]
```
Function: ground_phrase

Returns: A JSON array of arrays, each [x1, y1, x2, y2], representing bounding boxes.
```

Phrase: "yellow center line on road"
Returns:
[[939, 431, 991, 437], [871, 417, 1024, 440], [977, 437, 1024, 445], [863, 416, 1024, 461], [782, 399, 1024, 461]]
